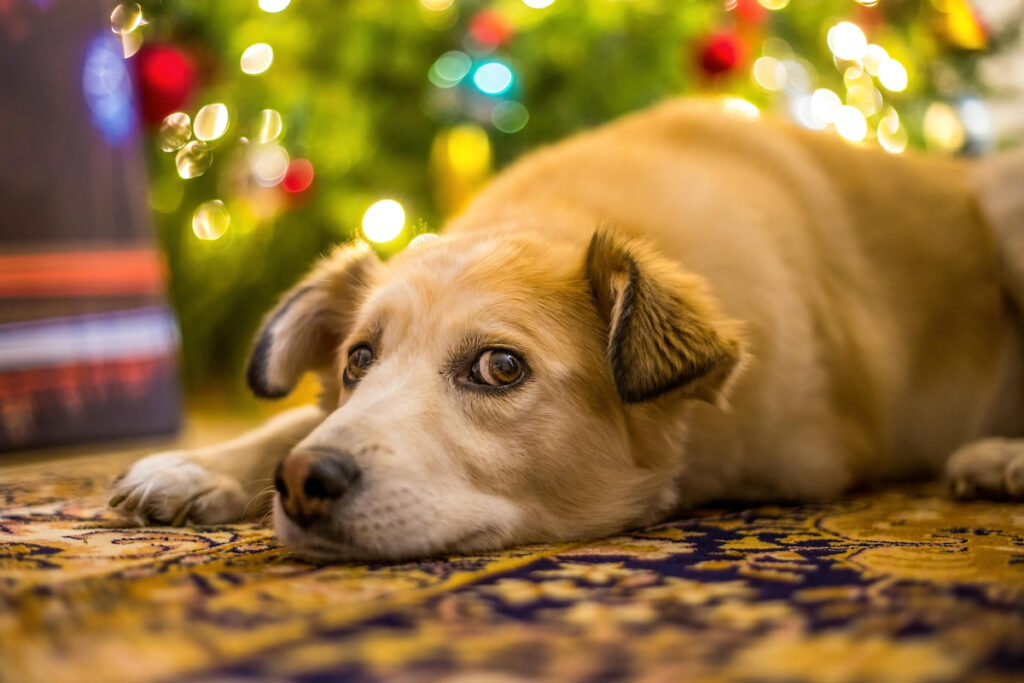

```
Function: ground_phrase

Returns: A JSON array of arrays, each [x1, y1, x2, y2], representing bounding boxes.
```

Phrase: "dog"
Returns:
[[109, 99, 1024, 561]]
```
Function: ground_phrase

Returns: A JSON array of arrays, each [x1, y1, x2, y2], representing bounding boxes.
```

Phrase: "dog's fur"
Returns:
[[110, 99, 1024, 561]]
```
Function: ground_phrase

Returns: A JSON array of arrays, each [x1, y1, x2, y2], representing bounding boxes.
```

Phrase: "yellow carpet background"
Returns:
[[3, 449, 1024, 682]]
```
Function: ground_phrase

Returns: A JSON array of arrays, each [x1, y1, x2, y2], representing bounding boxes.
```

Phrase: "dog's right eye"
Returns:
[[344, 345, 374, 386]]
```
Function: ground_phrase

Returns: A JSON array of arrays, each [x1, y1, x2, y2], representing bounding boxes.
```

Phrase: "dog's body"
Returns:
[[111, 100, 1024, 560]]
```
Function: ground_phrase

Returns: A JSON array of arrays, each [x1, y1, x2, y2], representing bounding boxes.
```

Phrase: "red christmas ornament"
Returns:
[[697, 32, 745, 77], [469, 10, 514, 50], [282, 159, 315, 194], [133, 44, 196, 126]]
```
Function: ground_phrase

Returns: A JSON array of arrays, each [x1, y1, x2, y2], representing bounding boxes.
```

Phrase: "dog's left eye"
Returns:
[[344, 345, 374, 386], [469, 349, 525, 388]]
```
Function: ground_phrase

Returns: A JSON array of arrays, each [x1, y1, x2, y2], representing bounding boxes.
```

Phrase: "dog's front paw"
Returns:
[[947, 438, 1024, 499], [108, 452, 251, 525]]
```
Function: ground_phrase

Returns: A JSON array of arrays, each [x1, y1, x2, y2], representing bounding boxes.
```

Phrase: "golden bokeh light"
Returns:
[[240, 43, 274, 76], [827, 22, 868, 61], [158, 112, 192, 152], [923, 102, 966, 152], [192, 200, 231, 240], [362, 199, 406, 243], [175, 140, 212, 179], [256, 109, 283, 144], [110, 2, 143, 34], [834, 105, 868, 142], [194, 103, 230, 142]]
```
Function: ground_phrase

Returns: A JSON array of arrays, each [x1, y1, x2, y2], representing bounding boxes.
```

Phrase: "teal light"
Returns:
[[472, 61, 513, 95]]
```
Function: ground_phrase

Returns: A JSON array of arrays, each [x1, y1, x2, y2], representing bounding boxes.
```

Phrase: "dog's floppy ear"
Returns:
[[246, 242, 382, 399], [585, 229, 744, 405]]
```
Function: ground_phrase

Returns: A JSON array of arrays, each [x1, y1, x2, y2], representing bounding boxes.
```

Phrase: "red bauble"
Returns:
[[133, 44, 196, 126], [469, 10, 514, 50], [697, 32, 745, 77]]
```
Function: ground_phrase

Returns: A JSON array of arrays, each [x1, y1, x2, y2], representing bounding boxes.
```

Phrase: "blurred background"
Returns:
[[1, 0, 1022, 450]]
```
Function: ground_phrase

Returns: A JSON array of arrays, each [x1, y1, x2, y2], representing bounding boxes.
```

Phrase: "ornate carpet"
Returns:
[[3, 452, 1024, 682]]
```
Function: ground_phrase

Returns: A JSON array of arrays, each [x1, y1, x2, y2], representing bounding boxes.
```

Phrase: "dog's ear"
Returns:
[[246, 242, 382, 399], [585, 229, 744, 405]]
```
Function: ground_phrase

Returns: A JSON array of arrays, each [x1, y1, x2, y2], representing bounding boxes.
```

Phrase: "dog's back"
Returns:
[[451, 99, 1024, 499]]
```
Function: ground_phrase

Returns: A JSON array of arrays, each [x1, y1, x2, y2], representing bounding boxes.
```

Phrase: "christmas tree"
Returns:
[[114, 0, 1023, 396]]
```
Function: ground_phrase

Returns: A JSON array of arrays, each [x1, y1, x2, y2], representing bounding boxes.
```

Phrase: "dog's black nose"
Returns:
[[276, 448, 361, 526]]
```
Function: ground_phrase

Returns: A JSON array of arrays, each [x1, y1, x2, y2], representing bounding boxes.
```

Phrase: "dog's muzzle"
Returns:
[[274, 447, 361, 527]]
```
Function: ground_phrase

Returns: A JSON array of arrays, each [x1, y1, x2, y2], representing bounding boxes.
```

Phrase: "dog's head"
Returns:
[[248, 229, 744, 560]]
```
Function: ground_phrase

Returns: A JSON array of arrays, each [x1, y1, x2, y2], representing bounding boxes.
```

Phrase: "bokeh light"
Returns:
[[491, 101, 529, 133], [362, 199, 406, 243], [193, 103, 229, 141], [110, 2, 143, 34], [827, 22, 867, 61], [810, 88, 842, 126], [282, 159, 315, 194], [240, 43, 274, 76], [756, 0, 790, 9], [256, 109, 283, 144], [924, 102, 966, 152], [175, 140, 212, 179], [428, 51, 472, 88], [420, 0, 454, 9], [473, 61, 513, 95], [192, 200, 230, 240], [753, 56, 786, 91], [721, 97, 760, 119], [877, 59, 908, 92], [158, 112, 191, 152], [523, 0, 556, 7], [251, 145, 290, 187], [877, 108, 908, 154], [834, 105, 868, 142], [258, 0, 291, 12], [409, 233, 440, 248]]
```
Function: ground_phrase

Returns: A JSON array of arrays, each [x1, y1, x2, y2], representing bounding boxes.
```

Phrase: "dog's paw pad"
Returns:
[[947, 438, 1024, 500], [109, 453, 249, 526]]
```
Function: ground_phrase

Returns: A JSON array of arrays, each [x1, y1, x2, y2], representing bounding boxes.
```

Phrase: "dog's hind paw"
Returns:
[[108, 452, 252, 526], [947, 438, 1024, 500]]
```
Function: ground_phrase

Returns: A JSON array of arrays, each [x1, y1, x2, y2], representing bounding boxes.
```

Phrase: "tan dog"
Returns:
[[110, 99, 1024, 561]]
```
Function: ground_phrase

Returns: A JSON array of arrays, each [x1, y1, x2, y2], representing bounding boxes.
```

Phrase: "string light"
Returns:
[[362, 200, 406, 243], [255, 109, 283, 144], [877, 58, 908, 92], [240, 43, 274, 76], [175, 140, 211, 179], [473, 61, 514, 95], [193, 103, 229, 141], [834, 105, 868, 142], [258, 0, 291, 12], [192, 200, 230, 240], [827, 22, 868, 61], [158, 112, 191, 152]]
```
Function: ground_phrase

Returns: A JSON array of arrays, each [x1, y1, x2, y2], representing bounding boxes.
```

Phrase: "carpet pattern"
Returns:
[[3, 453, 1024, 682]]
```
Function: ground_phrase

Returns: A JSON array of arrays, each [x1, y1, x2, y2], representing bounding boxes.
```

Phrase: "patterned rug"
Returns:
[[3, 451, 1024, 683]]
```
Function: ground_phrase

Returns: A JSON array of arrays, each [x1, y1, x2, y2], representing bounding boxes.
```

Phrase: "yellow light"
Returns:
[[721, 97, 759, 119], [810, 88, 842, 126], [923, 102, 966, 152], [827, 22, 868, 61], [523, 0, 555, 7], [362, 200, 406, 243], [846, 84, 881, 116], [420, 0, 454, 9], [756, 0, 789, 9], [259, 0, 290, 12], [863, 44, 889, 76], [175, 140, 211, 179], [877, 108, 908, 154], [240, 43, 274, 76], [446, 124, 492, 177], [192, 200, 230, 240], [110, 2, 142, 34], [158, 112, 191, 152], [193, 103, 229, 141], [256, 109, 283, 144], [877, 59, 908, 92], [752, 56, 786, 91], [834, 105, 868, 142]]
